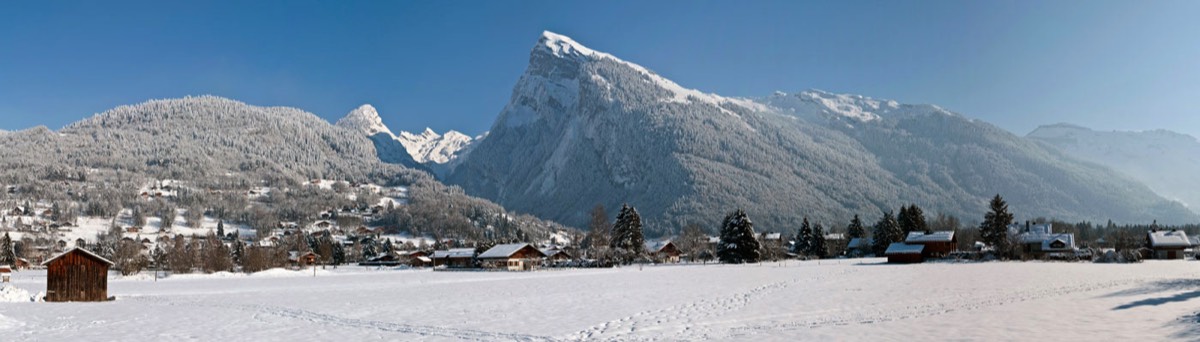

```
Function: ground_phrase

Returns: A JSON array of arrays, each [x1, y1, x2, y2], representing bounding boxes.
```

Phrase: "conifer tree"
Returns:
[[0, 232, 14, 266], [793, 217, 812, 256], [898, 205, 912, 235], [847, 215, 866, 239], [609, 204, 644, 262], [980, 195, 1014, 256], [810, 223, 828, 258], [217, 220, 225, 238], [717, 209, 761, 264], [871, 211, 901, 256], [908, 204, 928, 234]]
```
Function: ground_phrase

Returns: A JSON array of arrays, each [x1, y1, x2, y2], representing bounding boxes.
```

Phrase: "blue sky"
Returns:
[[2, 1, 1198, 137]]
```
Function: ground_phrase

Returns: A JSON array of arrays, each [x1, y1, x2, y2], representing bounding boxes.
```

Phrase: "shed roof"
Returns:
[[847, 237, 873, 248], [884, 243, 925, 255], [905, 231, 955, 243], [644, 240, 674, 253], [431, 248, 476, 259], [478, 244, 544, 259], [42, 247, 114, 266], [1148, 230, 1191, 248]]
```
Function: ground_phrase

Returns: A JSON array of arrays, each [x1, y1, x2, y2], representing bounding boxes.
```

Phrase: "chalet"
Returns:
[[43, 247, 114, 302], [540, 247, 574, 264], [398, 251, 432, 267], [1010, 223, 1077, 257], [644, 241, 682, 263], [431, 248, 476, 268], [477, 244, 546, 271], [0, 266, 10, 283], [904, 231, 957, 258], [824, 233, 848, 257], [125, 226, 142, 234], [354, 226, 377, 236], [13, 257, 31, 270], [288, 251, 321, 267], [74, 238, 87, 249], [884, 243, 924, 263], [1147, 230, 1191, 260], [314, 221, 332, 229]]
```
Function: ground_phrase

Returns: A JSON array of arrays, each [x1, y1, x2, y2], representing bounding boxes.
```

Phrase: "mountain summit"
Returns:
[[336, 104, 393, 137], [446, 32, 1195, 233]]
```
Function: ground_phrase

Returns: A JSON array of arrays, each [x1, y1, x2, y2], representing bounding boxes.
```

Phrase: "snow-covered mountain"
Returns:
[[336, 105, 477, 175], [1028, 124, 1200, 214], [446, 31, 1195, 234]]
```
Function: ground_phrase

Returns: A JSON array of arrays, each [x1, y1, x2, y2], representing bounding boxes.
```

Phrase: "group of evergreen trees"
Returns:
[[717, 209, 760, 264], [791, 218, 828, 258]]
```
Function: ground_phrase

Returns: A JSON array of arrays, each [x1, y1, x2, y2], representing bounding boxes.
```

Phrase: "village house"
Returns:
[[884, 243, 924, 263], [540, 247, 574, 265], [477, 244, 546, 271], [644, 240, 682, 263], [43, 247, 114, 302], [824, 233, 847, 257], [1147, 230, 1191, 260], [398, 251, 432, 267], [846, 237, 873, 257], [288, 251, 321, 268], [904, 231, 957, 258], [1010, 223, 1077, 258], [360, 253, 400, 267], [431, 248, 476, 268]]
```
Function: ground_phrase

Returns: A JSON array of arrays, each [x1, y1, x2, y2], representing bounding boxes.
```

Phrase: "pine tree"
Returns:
[[609, 204, 644, 262], [847, 215, 866, 239], [217, 220, 225, 238], [871, 211, 902, 256], [0, 232, 14, 266], [793, 217, 812, 256], [898, 205, 912, 236], [717, 209, 761, 264], [980, 194, 1014, 257], [908, 204, 928, 234], [810, 223, 828, 258]]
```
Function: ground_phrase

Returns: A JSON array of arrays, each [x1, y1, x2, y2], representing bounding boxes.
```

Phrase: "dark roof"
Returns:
[[42, 247, 115, 266]]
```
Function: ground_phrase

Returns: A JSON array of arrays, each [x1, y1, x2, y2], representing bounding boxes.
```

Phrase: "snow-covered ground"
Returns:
[[2, 260, 1199, 341]]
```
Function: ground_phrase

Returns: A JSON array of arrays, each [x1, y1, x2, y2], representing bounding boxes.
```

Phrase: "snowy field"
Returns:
[[2, 259, 1200, 341]]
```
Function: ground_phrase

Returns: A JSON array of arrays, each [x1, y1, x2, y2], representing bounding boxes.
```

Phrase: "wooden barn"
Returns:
[[884, 243, 925, 264], [431, 248, 476, 268], [540, 247, 574, 265], [904, 231, 957, 258], [43, 247, 114, 302]]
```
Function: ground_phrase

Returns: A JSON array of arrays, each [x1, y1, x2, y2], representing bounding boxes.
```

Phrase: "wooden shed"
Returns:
[[884, 243, 925, 264], [43, 247, 114, 302]]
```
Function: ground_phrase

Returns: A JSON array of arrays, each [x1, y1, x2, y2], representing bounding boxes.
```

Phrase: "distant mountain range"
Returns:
[[384, 31, 1193, 234], [1028, 124, 1200, 215], [336, 104, 478, 176]]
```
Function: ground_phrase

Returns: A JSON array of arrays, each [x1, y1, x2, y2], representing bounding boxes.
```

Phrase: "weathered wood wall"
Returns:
[[46, 251, 109, 302]]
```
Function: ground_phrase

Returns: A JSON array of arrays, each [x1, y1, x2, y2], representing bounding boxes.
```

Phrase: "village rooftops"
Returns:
[[478, 244, 544, 259], [905, 231, 955, 243], [1148, 230, 1192, 248], [884, 243, 925, 255], [431, 248, 476, 259], [644, 240, 674, 253], [42, 247, 114, 266]]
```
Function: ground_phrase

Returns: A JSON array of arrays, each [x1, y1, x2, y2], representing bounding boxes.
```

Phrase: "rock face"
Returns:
[[1028, 124, 1200, 214], [442, 31, 1196, 234], [335, 104, 426, 171], [337, 105, 477, 175]]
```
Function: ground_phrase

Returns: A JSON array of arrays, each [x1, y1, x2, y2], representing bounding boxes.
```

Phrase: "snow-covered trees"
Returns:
[[898, 204, 928, 236], [810, 223, 828, 259], [871, 211, 902, 256], [717, 209, 760, 264], [114, 239, 147, 276], [610, 204, 645, 263], [980, 194, 1014, 256], [793, 217, 812, 257], [0, 233, 14, 266], [847, 215, 866, 239]]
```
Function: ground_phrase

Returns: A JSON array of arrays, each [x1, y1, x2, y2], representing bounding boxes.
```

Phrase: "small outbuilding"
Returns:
[[43, 247, 114, 302], [431, 248, 477, 268], [644, 241, 682, 263], [884, 243, 925, 264], [904, 231, 957, 258], [1148, 230, 1191, 259], [540, 247, 574, 265]]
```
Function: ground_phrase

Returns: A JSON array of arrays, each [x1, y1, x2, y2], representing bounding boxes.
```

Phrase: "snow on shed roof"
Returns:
[[847, 237, 873, 248], [1148, 230, 1191, 248], [905, 231, 955, 243], [478, 243, 544, 259], [1041, 234, 1076, 251], [644, 240, 674, 253], [431, 248, 476, 259], [884, 243, 924, 255], [42, 247, 114, 266]]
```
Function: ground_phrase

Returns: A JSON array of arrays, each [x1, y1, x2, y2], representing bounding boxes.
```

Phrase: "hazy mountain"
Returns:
[[336, 105, 477, 176], [1028, 123, 1200, 214], [446, 31, 1195, 235]]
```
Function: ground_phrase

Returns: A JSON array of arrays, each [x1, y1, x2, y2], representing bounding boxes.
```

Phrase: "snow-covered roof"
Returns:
[[42, 247, 114, 266], [540, 248, 571, 258], [1041, 235, 1076, 252], [644, 240, 674, 253], [905, 231, 955, 243], [416, 256, 432, 262], [761, 233, 782, 240], [884, 243, 924, 255], [478, 244, 543, 259], [824, 233, 845, 240], [1148, 230, 1191, 248], [431, 248, 476, 259], [847, 237, 873, 248]]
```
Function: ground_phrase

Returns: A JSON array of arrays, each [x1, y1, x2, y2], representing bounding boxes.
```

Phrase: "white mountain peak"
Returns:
[[337, 104, 393, 137], [396, 128, 478, 165]]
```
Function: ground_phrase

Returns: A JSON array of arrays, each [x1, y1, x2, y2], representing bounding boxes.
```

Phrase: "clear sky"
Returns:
[[2, 1, 1198, 137]]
